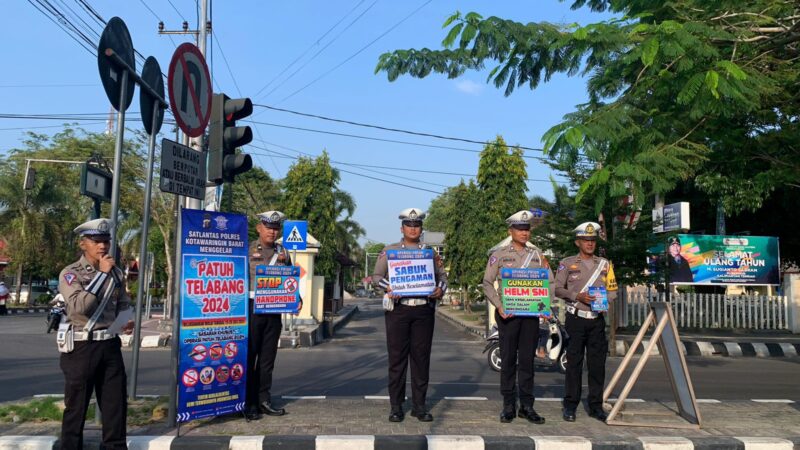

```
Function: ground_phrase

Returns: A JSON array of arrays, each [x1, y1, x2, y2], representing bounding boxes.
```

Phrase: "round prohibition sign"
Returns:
[[284, 277, 298, 293], [224, 341, 238, 358], [182, 369, 199, 387], [209, 342, 223, 360], [167, 43, 212, 137], [215, 365, 230, 383], [231, 363, 244, 381], [189, 344, 207, 362]]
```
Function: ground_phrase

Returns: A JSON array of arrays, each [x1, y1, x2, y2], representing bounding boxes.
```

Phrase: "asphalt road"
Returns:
[[2, 302, 798, 402]]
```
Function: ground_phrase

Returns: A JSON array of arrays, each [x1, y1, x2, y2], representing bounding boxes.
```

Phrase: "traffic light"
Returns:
[[208, 93, 253, 184]]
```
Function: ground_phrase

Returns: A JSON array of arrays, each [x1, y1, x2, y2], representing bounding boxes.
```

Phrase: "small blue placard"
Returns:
[[588, 286, 608, 312], [282, 220, 307, 251]]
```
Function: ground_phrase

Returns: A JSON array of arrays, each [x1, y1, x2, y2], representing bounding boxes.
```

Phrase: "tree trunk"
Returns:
[[14, 264, 22, 304]]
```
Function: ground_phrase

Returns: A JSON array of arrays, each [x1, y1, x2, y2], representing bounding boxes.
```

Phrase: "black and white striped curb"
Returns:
[[2, 435, 799, 449], [3, 307, 50, 315], [614, 339, 800, 358]]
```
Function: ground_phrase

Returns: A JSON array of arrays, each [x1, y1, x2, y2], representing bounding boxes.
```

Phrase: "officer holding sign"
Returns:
[[482, 210, 550, 424], [555, 222, 617, 422], [245, 210, 298, 420], [373, 208, 447, 423], [58, 218, 134, 450]]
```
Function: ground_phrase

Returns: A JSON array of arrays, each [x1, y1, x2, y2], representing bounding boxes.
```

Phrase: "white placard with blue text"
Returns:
[[386, 249, 436, 297], [282, 220, 307, 251]]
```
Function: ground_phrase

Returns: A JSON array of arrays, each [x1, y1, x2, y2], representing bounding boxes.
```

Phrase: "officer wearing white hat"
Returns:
[[58, 218, 134, 449], [372, 208, 447, 422], [554, 221, 617, 422], [245, 210, 298, 420], [482, 210, 550, 424]]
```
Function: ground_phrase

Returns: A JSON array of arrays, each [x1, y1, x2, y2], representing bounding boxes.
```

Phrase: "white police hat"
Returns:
[[74, 218, 113, 240], [506, 210, 533, 229], [574, 221, 602, 240], [398, 208, 426, 224], [257, 210, 286, 228]]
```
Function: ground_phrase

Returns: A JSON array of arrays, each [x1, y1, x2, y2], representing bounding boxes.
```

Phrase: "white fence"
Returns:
[[622, 290, 789, 330]]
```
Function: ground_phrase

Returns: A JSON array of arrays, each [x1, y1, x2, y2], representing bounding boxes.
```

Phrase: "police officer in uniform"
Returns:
[[373, 208, 447, 422], [555, 222, 617, 422], [482, 210, 549, 424], [245, 210, 299, 420], [58, 218, 134, 450], [667, 236, 694, 283]]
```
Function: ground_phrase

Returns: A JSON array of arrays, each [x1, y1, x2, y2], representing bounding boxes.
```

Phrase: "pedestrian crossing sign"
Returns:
[[282, 220, 307, 250]]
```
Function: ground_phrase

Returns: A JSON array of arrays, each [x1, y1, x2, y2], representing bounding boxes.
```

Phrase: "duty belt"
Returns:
[[398, 298, 429, 306], [565, 304, 600, 319], [74, 329, 117, 342]]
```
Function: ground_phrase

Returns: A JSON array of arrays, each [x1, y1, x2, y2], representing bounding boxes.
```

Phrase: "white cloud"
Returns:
[[455, 79, 484, 95]]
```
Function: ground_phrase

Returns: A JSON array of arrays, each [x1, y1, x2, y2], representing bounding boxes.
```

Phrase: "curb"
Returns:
[[120, 334, 171, 348], [4, 307, 49, 315], [435, 307, 485, 339], [617, 338, 800, 358], [2, 435, 798, 450]]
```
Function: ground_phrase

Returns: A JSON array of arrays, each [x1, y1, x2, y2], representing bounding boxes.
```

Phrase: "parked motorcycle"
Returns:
[[483, 315, 569, 373], [46, 294, 65, 334]]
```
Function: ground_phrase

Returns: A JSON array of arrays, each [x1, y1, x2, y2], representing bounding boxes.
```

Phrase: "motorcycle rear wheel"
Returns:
[[488, 345, 501, 372]]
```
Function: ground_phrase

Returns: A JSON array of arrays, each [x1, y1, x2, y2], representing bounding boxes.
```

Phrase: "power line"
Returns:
[[166, 0, 188, 22], [0, 121, 107, 131], [137, 0, 180, 47], [254, 0, 378, 102], [27, 0, 96, 56], [254, 138, 566, 184], [246, 119, 549, 161], [247, 145, 444, 195], [254, 103, 555, 154], [278, 0, 433, 104]]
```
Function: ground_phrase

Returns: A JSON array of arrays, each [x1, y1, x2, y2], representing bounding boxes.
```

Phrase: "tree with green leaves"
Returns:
[[376, 0, 799, 264]]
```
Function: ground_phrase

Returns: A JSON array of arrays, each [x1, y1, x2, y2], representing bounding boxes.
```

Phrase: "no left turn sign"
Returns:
[[168, 43, 212, 137]]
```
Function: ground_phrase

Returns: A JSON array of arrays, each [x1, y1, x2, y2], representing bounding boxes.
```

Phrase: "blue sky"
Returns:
[[1, 1, 611, 245]]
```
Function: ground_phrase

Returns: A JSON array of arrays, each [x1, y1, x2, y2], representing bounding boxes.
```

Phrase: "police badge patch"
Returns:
[[489, 256, 498, 266], [557, 264, 566, 271], [64, 273, 77, 285]]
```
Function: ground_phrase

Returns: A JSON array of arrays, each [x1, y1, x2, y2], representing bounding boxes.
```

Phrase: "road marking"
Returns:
[[537, 397, 563, 402], [696, 399, 721, 403], [281, 395, 326, 400], [608, 398, 645, 403], [443, 396, 487, 401], [33, 394, 64, 398], [752, 399, 794, 403]]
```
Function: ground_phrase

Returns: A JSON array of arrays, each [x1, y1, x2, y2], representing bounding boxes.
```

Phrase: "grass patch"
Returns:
[[0, 396, 169, 425], [448, 303, 487, 324]]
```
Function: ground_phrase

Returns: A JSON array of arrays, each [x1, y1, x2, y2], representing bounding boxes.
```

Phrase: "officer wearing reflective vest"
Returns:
[[245, 210, 301, 420], [57, 218, 134, 450], [482, 210, 550, 424], [372, 208, 447, 423], [554, 221, 617, 422]]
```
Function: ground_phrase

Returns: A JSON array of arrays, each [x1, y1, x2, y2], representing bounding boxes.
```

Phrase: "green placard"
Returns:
[[499, 267, 551, 317]]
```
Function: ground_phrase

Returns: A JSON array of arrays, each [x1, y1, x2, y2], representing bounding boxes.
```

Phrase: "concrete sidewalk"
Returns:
[[436, 305, 800, 358], [1, 398, 798, 448]]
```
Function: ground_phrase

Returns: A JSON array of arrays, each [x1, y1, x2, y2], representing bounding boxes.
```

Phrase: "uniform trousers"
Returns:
[[495, 311, 538, 408], [247, 308, 283, 407], [60, 337, 127, 450], [563, 313, 607, 410], [384, 303, 435, 412]]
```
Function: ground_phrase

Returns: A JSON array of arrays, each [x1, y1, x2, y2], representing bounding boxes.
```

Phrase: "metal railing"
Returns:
[[622, 290, 789, 330]]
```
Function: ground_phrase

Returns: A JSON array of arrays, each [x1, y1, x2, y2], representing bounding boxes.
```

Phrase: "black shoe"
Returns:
[[259, 401, 286, 416], [499, 407, 516, 423], [410, 410, 433, 422], [245, 407, 262, 421], [519, 406, 545, 424], [562, 407, 576, 422], [388, 410, 405, 422], [588, 408, 608, 422]]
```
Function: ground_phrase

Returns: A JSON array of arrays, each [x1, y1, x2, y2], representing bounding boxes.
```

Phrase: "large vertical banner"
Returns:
[[178, 209, 248, 422]]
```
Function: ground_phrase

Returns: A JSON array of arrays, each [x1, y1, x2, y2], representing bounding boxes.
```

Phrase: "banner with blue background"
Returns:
[[177, 209, 249, 422]]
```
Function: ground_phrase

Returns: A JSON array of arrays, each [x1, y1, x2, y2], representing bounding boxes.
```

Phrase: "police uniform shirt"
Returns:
[[554, 255, 618, 312], [248, 240, 292, 294], [482, 244, 553, 310], [58, 256, 130, 330], [372, 241, 447, 295]]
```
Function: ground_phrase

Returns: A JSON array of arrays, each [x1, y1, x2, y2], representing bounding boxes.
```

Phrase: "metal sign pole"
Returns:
[[108, 69, 128, 260], [128, 101, 161, 399], [168, 199, 184, 428], [291, 248, 297, 333]]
